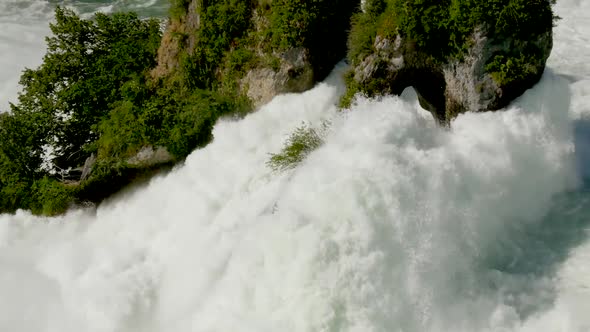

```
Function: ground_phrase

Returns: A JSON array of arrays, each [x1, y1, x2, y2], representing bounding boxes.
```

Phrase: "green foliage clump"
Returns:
[[170, 0, 192, 20], [267, 123, 326, 171], [15, 7, 161, 169], [180, 0, 254, 90], [347, 5, 379, 65], [154, 88, 246, 157], [92, 88, 238, 161], [485, 52, 539, 85], [269, 0, 355, 51], [269, 0, 320, 50], [30, 178, 77, 216], [265, 0, 357, 80]]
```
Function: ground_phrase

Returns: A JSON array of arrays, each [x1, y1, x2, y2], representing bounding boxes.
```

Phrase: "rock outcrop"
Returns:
[[127, 146, 173, 167], [153, 0, 358, 108], [345, 0, 556, 123], [240, 47, 315, 107], [442, 28, 552, 120]]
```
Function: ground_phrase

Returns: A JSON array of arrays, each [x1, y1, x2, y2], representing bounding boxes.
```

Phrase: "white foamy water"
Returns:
[[1, 1, 590, 331]]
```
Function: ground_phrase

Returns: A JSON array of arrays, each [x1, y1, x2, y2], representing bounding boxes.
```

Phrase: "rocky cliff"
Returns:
[[345, 0, 556, 123], [153, 0, 358, 108]]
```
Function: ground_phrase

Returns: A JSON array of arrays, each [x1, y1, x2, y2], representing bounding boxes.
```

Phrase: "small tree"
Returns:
[[15, 7, 161, 170], [0, 7, 162, 214]]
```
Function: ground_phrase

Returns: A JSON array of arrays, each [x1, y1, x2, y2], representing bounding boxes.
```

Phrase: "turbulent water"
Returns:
[[1, 0, 590, 331]]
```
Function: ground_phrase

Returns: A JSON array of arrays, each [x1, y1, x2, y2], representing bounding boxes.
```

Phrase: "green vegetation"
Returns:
[[169, 0, 191, 19], [267, 0, 357, 79], [485, 52, 541, 85], [0, 7, 248, 215], [267, 123, 326, 172], [349, 0, 556, 62], [0, 7, 162, 215], [178, 0, 254, 90], [345, 0, 558, 102], [30, 177, 78, 216], [268, 0, 354, 51], [15, 7, 162, 168]]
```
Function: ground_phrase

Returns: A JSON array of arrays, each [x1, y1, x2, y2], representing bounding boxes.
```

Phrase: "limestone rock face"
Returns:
[[442, 29, 553, 120], [80, 153, 97, 181], [241, 47, 314, 108]]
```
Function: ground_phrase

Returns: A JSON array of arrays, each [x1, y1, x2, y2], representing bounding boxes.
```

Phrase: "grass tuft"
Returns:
[[267, 122, 327, 171]]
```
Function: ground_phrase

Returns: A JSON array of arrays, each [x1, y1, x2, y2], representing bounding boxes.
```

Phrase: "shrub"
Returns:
[[347, 10, 378, 63], [170, 0, 191, 20], [96, 101, 145, 159], [16, 6, 161, 169], [0, 174, 32, 214], [0, 8, 164, 214], [30, 177, 77, 216], [180, 0, 254, 90], [267, 123, 326, 171]]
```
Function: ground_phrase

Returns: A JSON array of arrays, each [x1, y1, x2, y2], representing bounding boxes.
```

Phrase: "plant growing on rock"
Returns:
[[155, 0, 358, 108], [267, 122, 328, 172], [344, 0, 558, 122]]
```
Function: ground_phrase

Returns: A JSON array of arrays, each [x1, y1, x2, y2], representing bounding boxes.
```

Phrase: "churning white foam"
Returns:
[[0, 63, 583, 332], [0, 0, 589, 331]]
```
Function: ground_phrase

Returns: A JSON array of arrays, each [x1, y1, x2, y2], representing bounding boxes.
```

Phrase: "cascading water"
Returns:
[[1, 0, 590, 331]]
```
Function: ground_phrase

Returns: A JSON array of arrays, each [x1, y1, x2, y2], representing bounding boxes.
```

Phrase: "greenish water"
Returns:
[[49, 0, 169, 17]]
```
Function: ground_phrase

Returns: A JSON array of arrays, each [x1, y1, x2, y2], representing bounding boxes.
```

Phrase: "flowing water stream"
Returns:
[[0, 1, 589, 331]]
